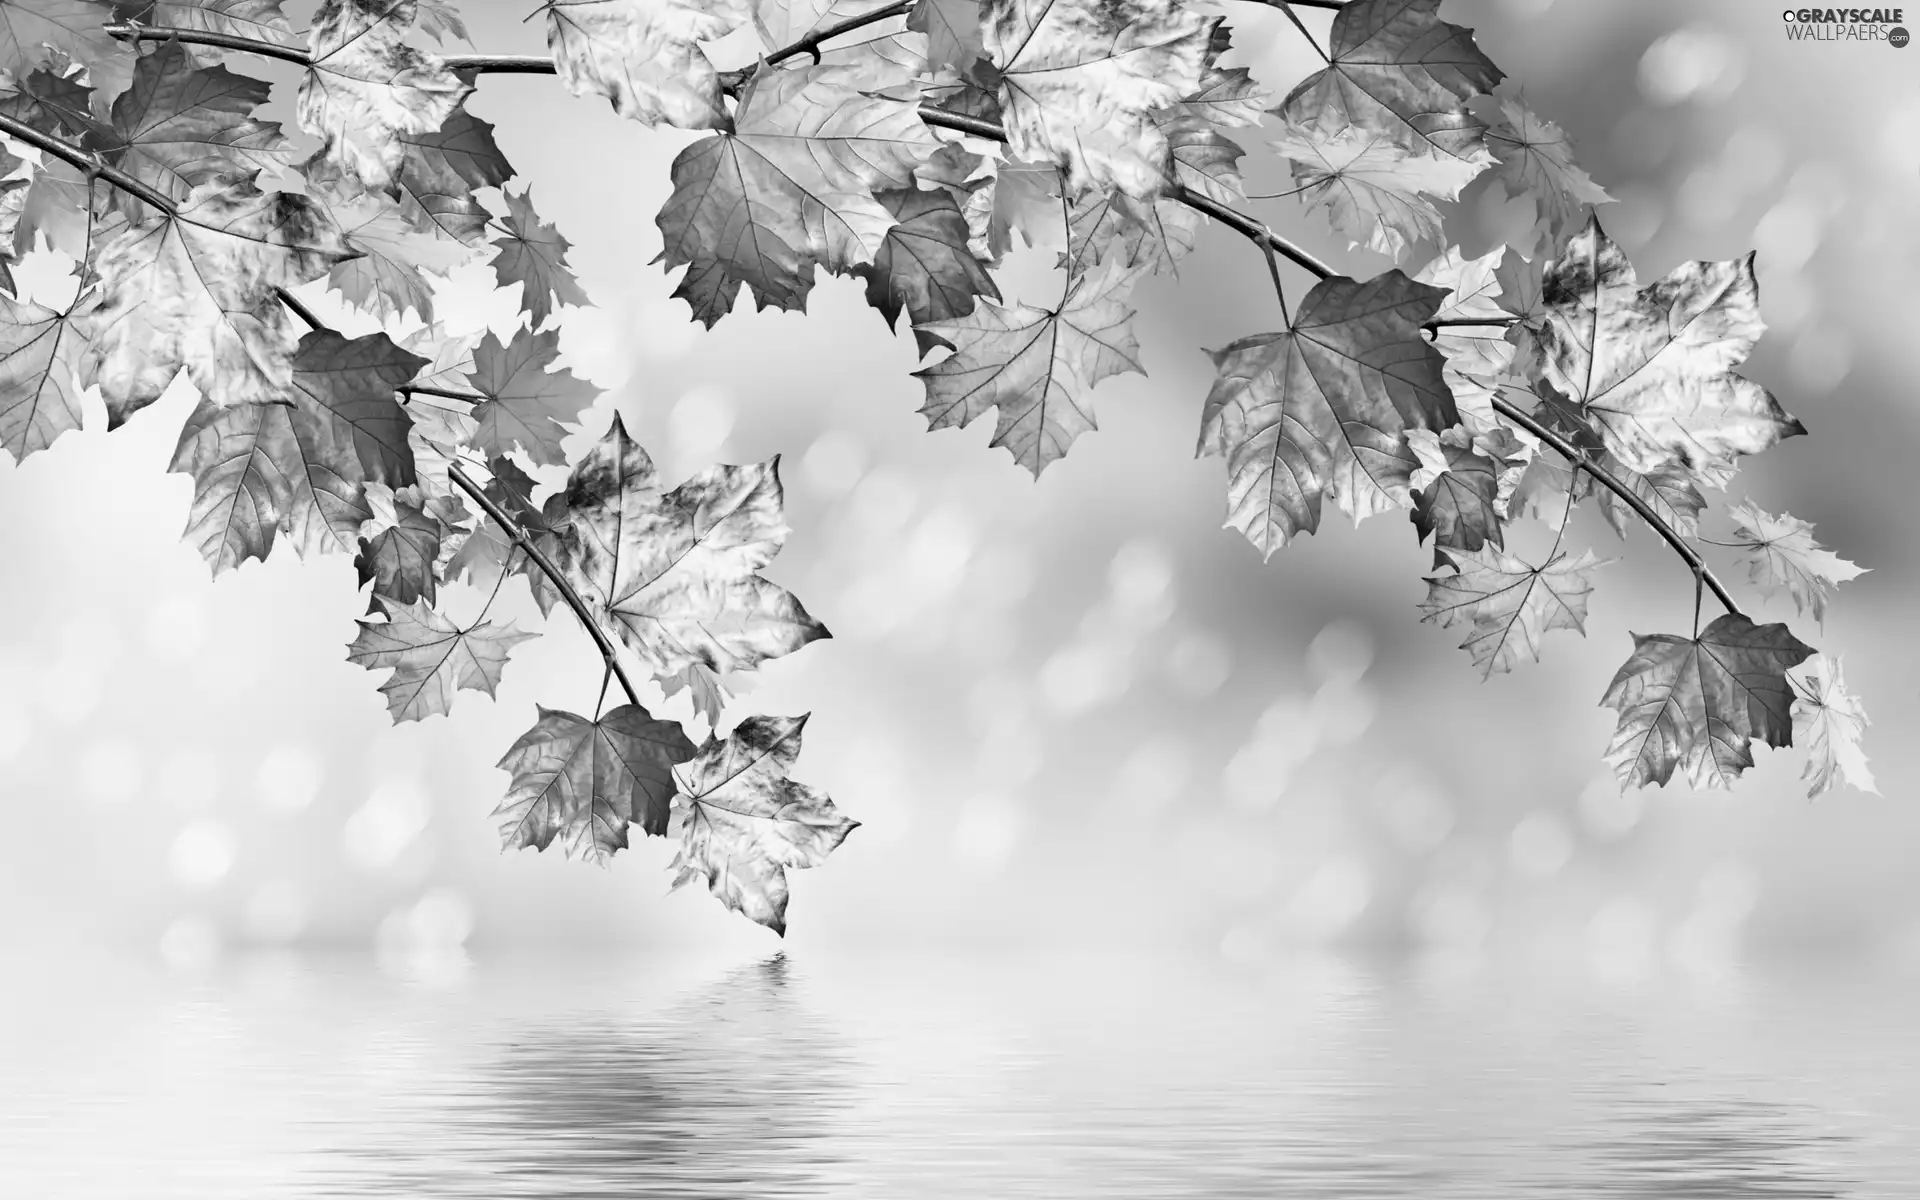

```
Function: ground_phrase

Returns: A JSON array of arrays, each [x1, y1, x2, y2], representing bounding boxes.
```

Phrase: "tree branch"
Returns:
[[0, 111, 172, 213], [402, 383, 487, 404], [104, 20, 312, 65]]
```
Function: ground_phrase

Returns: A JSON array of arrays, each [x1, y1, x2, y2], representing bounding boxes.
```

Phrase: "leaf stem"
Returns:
[[402, 382, 488, 404], [1275, 1, 1330, 62], [273, 286, 325, 330]]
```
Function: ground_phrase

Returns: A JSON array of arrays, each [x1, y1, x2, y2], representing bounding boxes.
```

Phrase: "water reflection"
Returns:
[[1583, 1094, 1855, 1198]]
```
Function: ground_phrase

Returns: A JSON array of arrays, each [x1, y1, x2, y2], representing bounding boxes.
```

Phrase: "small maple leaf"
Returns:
[[857, 185, 1000, 358], [667, 713, 857, 934], [1163, 110, 1246, 205], [1406, 426, 1509, 560], [465, 327, 600, 466], [1532, 216, 1803, 488], [1420, 545, 1608, 679], [1174, 64, 1268, 129], [495, 703, 697, 863], [1278, 0, 1504, 167], [909, 0, 984, 72], [1724, 501, 1866, 625], [0, 0, 127, 91], [913, 255, 1146, 477], [346, 596, 536, 723], [0, 288, 91, 462], [323, 187, 475, 322], [79, 175, 358, 427], [984, 0, 1215, 198], [1274, 121, 1485, 259], [545, 0, 749, 129], [488, 187, 591, 329], [1599, 613, 1815, 791], [555, 414, 830, 679], [1790, 654, 1877, 798], [1060, 188, 1202, 278], [354, 487, 443, 605], [1197, 269, 1454, 556], [1481, 96, 1611, 237], [299, 0, 471, 192]]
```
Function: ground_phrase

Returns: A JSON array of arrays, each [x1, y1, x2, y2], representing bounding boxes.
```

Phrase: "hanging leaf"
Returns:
[[465, 325, 600, 466], [1481, 96, 1611, 237], [544, 0, 750, 129], [667, 712, 857, 934], [1532, 216, 1803, 487], [0, 288, 91, 462], [1273, 120, 1484, 259], [495, 703, 697, 862], [1593, 454, 1704, 542], [983, 0, 1214, 198], [909, 0, 984, 72], [1723, 501, 1866, 625], [1197, 269, 1454, 557], [346, 595, 536, 723], [1419, 545, 1607, 679], [385, 105, 515, 245], [488, 186, 591, 328], [653, 62, 937, 327], [1790, 654, 1876, 799], [554, 414, 830, 679], [79, 175, 357, 427], [354, 486, 443, 605], [1413, 245, 1513, 433], [1599, 613, 1815, 791], [856, 185, 1000, 357], [299, 0, 470, 191], [1407, 425, 1507, 558], [913, 254, 1145, 477], [168, 329, 423, 574], [1060, 187, 1201, 278], [1278, 0, 1504, 166], [322, 187, 473, 321]]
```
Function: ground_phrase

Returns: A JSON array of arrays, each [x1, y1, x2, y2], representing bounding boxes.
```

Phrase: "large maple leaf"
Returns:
[[98, 41, 295, 220], [168, 329, 423, 574], [298, 0, 470, 192], [1278, 0, 1503, 166], [856, 185, 1000, 357], [488, 187, 590, 328], [495, 703, 697, 863], [1420, 545, 1607, 679], [544, 0, 749, 129], [667, 713, 857, 934], [79, 175, 357, 427], [1274, 120, 1485, 260], [1790, 654, 1876, 799], [346, 596, 536, 724], [1197, 270, 1454, 557], [1599, 613, 1815, 791], [0, 288, 90, 462], [1532, 216, 1803, 487], [1724, 501, 1866, 625], [654, 62, 937, 326], [465, 326, 599, 467], [554, 414, 830, 679], [913, 255, 1144, 477], [983, 0, 1214, 198]]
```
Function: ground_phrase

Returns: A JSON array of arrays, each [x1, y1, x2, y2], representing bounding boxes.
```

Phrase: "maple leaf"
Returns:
[[909, 0, 984, 72], [1060, 188, 1201, 278], [554, 414, 830, 678], [667, 712, 856, 934], [983, 0, 1214, 198], [1413, 245, 1513, 432], [399, 321, 478, 391], [1162, 109, 1245, 205], [322, 186, 474, 321], [78, 175, 357, 427], [377, 105, 514, 245], [1532, 216, 1803, 487], [1790, 654, 1877, 798], [970, 154, 1061, 263], [1274, 121, 1484, 259], [0, 54, 101, 137], [412, 0, 466, 42], [97, 41, 295, 221], [298, 0, 470, 192], [1420, 545, 1606, 679], [913, 255, 1145, 477], [1599, 613, 1815, 791], [0, 0, 122, 85], [1724, 501, 1866, 625], [115, 0, 298, 68], [1197, 270, 1454, 557], [1279, 0, 1504, 166], [489, 186, 590, 328], [346, 596, 536, 723], [168, 329, 423, 574], [1407, 426, 1507, 559], [0, 287, 90, 462], [544, 0, 749, 130], [1174, 63, 1268, 129], [1594, 453, 1704, 541], [654, 62, 937, 326], [660, 660, 736, 728], [1481, 96, 1611, 237], [465, 326, 600, 466], [495, 703, 697, 863], [354, 487, 442, 605], [856, 185, 1000, 357]]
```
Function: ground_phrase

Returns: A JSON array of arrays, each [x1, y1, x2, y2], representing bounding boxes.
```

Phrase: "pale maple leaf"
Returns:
[[667, 713, 857, 934], [544, 0, 750, 130], [1420, 545, 1607, 679], [1599, 613, 1814, 791], [1482, 96, 1612, 236], [346, 596, 536, 724], [0, 288, 91, 462], [1274, 121, 1485, 259], [488, 187, 591, 328], [323, 187, 475, 322], [466, 326, 600, 466], [1790, 654, 1877, 798], [1725, 500, 1866, 625], [299, 0, 470, 192]]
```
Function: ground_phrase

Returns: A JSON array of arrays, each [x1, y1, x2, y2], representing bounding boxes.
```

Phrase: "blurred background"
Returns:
[[0, 0, 1914, 983]]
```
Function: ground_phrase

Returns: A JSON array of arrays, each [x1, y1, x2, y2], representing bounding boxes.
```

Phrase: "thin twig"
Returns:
[[402, 383, 488, 404], [273, 286, 324, 330]]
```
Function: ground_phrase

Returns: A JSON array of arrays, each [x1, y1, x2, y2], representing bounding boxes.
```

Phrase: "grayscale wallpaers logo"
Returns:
[[1782, 7, 1910, 43]]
